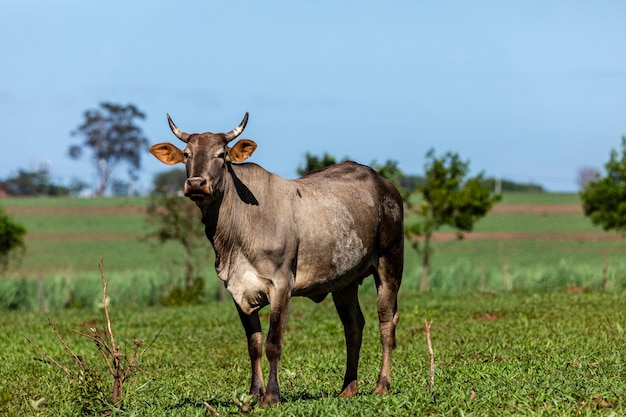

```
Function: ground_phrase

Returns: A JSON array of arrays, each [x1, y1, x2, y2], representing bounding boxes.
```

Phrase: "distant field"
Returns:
[[1, 193, 625, 294]]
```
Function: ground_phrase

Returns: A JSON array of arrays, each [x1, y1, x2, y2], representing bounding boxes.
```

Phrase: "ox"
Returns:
[[149, 113, 404, 406]]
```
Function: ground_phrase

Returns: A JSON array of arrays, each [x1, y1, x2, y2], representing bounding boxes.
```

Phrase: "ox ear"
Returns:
[[149, 143, 185, 165], [228, 139, 257, 163]]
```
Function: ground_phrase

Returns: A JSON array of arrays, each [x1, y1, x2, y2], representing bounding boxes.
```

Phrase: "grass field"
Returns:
[[2, 291, 625, 416], [1, 194, 625, 415], [1, 193, 623, 274], [0, 193, 624, 309]]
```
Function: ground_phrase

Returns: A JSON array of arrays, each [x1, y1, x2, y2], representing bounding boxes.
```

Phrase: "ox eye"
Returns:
[[183, 149, 191, 159], [215, 151, 225, 159]]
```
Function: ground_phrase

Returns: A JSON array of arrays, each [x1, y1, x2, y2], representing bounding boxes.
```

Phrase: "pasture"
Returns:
[[1, 192, 624, 306], [0, 193, 625, 415], [2, 291, 625, 415]]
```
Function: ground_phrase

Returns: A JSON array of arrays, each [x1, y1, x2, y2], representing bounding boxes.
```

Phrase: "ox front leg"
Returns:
[[235, 304, 265, 398], [261, 290, 291, 407]]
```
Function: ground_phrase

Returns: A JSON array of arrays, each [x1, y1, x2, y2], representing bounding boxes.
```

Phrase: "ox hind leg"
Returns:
[[235, 304, 265, 398], [373, 252, 402, 395], [332, 281, 365, 398]]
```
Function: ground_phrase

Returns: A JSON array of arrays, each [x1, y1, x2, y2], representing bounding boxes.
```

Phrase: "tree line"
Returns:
[[0, 102, 544, 198]]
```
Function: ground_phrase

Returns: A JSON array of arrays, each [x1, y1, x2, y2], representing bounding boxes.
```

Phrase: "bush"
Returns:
[[162, 276, 206, 306], [0, 207, 26, 272]]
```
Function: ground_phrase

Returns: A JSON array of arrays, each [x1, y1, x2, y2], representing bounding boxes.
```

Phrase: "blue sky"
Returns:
[[1, 1, 625, 193]]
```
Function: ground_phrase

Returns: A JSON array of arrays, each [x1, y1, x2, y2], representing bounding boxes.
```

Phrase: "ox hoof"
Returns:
[[259, 393, 281, 407], [374, 383, 391, 396], [338, 381, 359, 398]]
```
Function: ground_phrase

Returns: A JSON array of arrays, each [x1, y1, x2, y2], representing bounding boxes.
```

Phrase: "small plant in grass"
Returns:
[[162, 275, 205, 306], [231, 391, 256, 413], [25, 259, 160, 414]]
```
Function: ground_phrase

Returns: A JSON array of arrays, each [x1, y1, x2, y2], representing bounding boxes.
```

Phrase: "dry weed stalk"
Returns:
[[424, 318, 434, 393], [25, 258, 161, 410], [203, 401, 220, 415], [74, 260, 160, 404]]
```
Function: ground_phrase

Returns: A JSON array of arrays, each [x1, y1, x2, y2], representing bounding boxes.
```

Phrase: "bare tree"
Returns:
[[577, 166, 600, 190]]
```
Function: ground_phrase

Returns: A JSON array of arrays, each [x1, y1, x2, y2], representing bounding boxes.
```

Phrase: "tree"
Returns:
[[580, 136, 626, 234], [69, 102, 148, 196], [1, 168, 70, 196], [152, 168, 187, 195], [406, 149, 500, 291], [297, 152, 340, 176], [577, 166, 601, 190], [0, 206, 26, 272], [144, 188, 211, 300]]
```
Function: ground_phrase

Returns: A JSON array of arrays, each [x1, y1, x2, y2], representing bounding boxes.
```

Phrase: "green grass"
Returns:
[[2, 290, 625, 416], [473, 211, 596, 233], [0, 196, 146, 209], [497, 192, 582, 205]]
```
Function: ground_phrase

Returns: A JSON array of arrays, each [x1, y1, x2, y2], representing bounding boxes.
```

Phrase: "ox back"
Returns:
[[149, 113, 404, 406]]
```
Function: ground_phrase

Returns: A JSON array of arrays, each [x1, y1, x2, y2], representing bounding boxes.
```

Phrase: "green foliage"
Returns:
[[69, 102, 148, 196], [581, 135, 626, 233], [407, 149, 500, 291], [162, 276, 206, 306], [145, 190, 207, 289], [231, 391, 257, 412], [0, 168, 70, 196], [70, 365, 110, 415], [0, 206, 26, 272], [296, 151, 341, 176], [146, 192, 203, 245], [417, 149, 500, 235], [152, 168, 187, 195]]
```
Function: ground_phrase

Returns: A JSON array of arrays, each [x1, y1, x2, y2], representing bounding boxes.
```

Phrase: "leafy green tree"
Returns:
[[296, 152, 340, 176], [69, 102, 148, 196], [152, 168, 187, 195], [406, 149, 500, 291], [581, 136, 626, 234], [145, 188, 214, 301], [0, 207, 26, 272]]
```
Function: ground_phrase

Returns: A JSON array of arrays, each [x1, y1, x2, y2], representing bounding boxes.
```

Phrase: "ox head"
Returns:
[[149, 113, 257, 202]]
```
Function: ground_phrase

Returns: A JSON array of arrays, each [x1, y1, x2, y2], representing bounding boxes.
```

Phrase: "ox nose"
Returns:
[[184, 177, 211, 200]]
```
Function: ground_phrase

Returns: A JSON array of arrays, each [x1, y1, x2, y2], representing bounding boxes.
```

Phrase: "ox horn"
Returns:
[[166, 113, 191, 143], [224, 112, 249, 142]]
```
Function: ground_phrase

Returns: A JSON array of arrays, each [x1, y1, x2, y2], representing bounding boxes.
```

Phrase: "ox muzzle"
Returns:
[[184, 177, 211, 201]]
